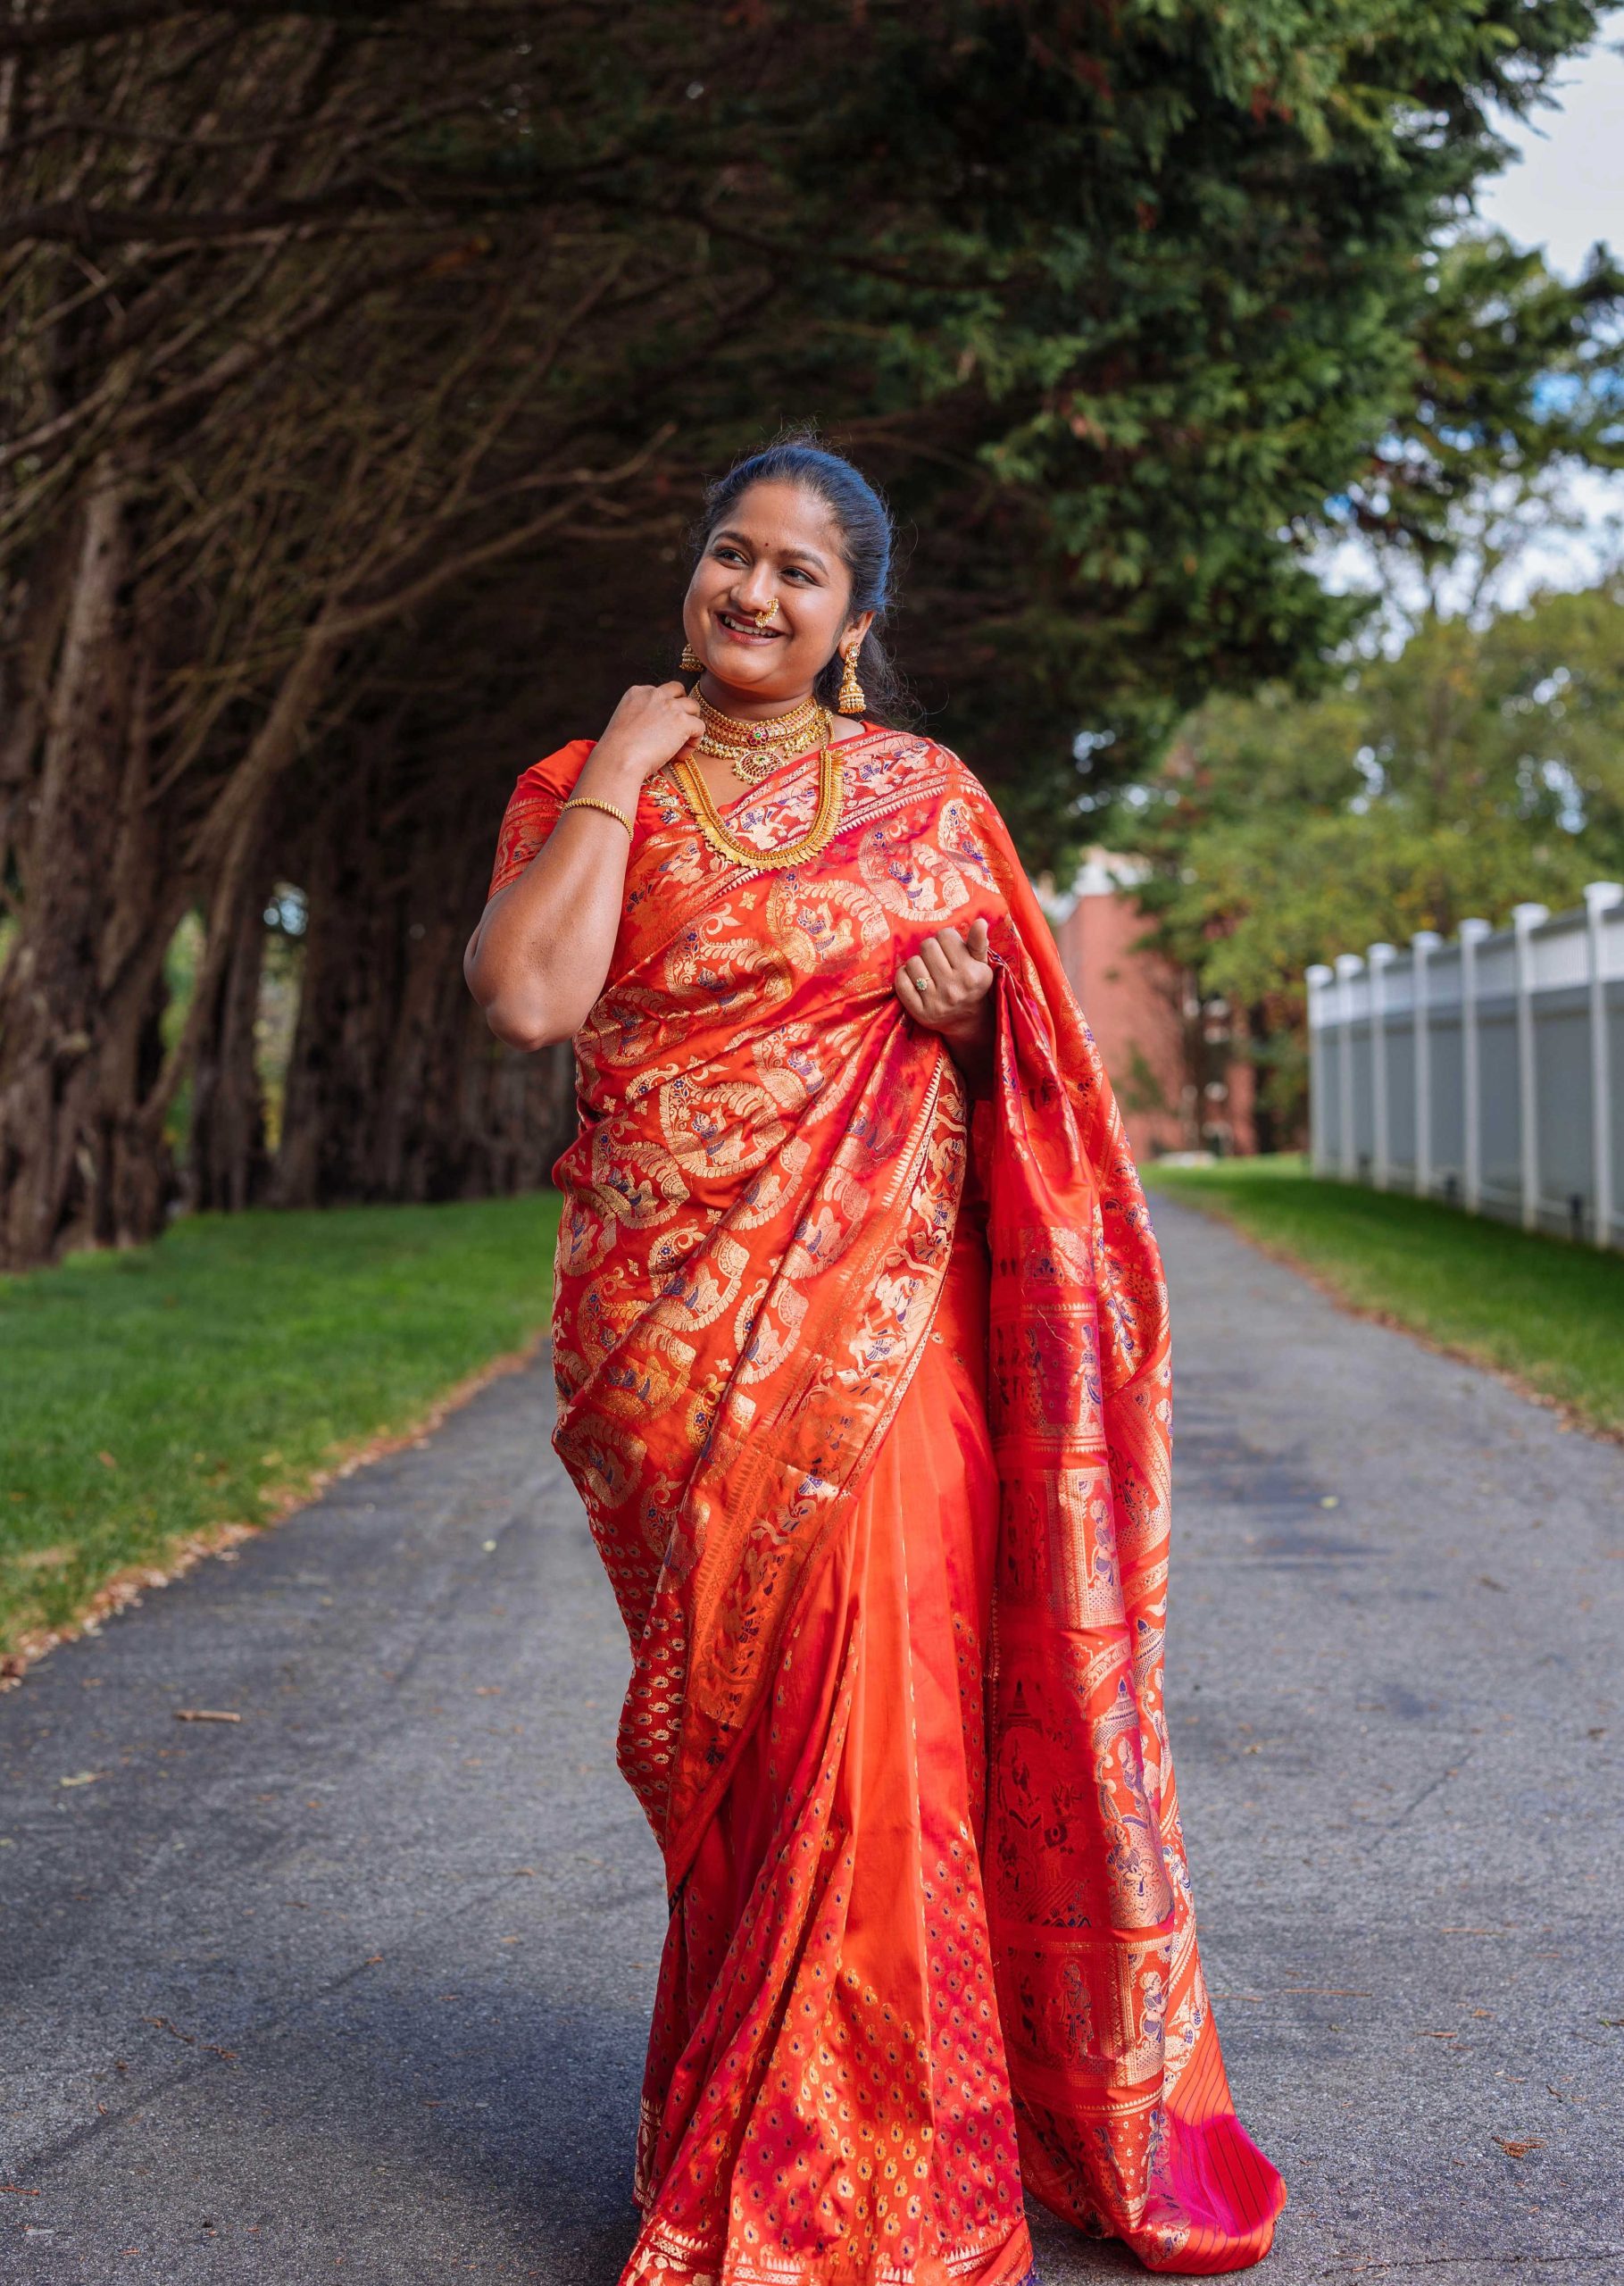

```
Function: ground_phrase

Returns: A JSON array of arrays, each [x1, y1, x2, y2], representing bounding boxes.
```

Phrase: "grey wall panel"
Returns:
[[1387, 1018, 1418, 1173], [1537, 1006, 1594, 1203], [1350, 1027, 1375, 1164], [1610, 993, 1624, 1220], [1320, 1047, 1344, 1167], [1430, 1018, 1465, 1181], [1478, 1007, 1522, 1197]]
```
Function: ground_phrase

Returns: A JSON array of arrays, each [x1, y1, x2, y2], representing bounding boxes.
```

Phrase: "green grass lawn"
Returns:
[[1145, 1155, 1624, 1439], [0, 1193, 561, 1667]]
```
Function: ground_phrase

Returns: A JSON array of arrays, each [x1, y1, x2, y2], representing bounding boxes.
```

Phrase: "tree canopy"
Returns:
[[2, 0, 1620, 1261]]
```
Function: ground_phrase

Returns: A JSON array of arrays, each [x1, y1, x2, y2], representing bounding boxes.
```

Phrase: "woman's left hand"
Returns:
[[894, 920, 997, 1088]]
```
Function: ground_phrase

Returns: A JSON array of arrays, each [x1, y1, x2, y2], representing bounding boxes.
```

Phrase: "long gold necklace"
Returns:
[[693, 687, 831, 784], [672, 740, 844, 872]]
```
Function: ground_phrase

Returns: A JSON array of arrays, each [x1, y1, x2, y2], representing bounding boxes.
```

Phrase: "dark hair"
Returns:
[[687, 431, 912, 724]]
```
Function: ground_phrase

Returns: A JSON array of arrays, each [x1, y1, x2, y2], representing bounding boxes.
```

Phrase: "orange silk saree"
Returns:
[[486, 728, 1286, 2283]]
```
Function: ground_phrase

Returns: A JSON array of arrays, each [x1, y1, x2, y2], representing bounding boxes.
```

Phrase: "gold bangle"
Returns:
[[561, 794, 634, 837]]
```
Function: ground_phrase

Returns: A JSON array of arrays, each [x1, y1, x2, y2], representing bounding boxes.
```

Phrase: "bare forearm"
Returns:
[[465, 753, 644, 1049]]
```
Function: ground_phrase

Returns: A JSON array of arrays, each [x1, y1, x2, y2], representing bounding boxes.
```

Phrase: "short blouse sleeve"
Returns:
[[484, 739, 595, 903]]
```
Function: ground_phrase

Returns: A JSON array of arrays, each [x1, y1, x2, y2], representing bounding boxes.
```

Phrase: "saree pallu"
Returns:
[[487, 730, 1286, 2282]]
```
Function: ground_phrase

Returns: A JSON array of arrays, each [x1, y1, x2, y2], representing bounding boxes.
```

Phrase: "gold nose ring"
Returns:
[[753, 598, 780, 629]]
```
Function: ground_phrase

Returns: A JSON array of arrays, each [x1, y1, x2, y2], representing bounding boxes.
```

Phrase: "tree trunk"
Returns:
[[272, 770, 573, 1208], [0, 463, 183, 1266], [456, 1018, 576, 1200], [268, 763, 394, 1208], [188, 841, 274, 1213], [0, 520, 77, 868]]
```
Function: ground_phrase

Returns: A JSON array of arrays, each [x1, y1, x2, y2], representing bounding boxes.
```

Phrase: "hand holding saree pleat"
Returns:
[[485, 724, 1285, 2283]]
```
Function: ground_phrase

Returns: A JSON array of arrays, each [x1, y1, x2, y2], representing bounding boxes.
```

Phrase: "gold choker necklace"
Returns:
[[693, 688, 831, 783]]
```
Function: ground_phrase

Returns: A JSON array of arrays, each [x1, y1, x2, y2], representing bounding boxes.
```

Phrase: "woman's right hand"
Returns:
[[586, 680, 704, 788], [467, 680, 699, 1051]]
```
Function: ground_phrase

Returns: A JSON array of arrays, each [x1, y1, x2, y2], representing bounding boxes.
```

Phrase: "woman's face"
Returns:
[[682, 479, 873, 707]]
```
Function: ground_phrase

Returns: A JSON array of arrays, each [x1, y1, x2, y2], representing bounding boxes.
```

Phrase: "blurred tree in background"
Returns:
[[2, 0, 1620, 1263], [1112, 579, 1624, 1141]]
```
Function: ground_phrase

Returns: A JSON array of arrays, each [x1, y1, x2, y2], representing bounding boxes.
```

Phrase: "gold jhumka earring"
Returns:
[[679, 638, 702, 670], [837, 642, 866, 716]]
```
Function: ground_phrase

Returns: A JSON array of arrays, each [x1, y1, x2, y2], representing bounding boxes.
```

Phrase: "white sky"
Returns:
[[1476, 13, 1624, 279], [1318, 14, 1624, 615]]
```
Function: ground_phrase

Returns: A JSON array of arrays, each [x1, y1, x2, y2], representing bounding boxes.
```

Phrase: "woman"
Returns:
[[465, 440, 1286, 2284]]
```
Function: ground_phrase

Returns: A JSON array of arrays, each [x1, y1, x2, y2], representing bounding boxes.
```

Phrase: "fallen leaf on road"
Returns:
[[59, 1771, 102, 1787], [0, 2186, 41, 2197], [174, 1709, 242, 1723], [1420, 2031, 1458, 2040], [1478, 1575, 1508, 1591], [1319, 1496, 1338, 1508], [362, 1955, 383, 1965], [1494, 2138, 1545, 2157]]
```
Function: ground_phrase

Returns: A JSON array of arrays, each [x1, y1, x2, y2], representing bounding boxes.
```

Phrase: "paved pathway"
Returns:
[[2, 1200, 1621, 2285]]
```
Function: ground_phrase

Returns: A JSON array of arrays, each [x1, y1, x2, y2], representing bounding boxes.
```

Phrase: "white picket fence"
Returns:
[[1305, 883, 1624, 1246]]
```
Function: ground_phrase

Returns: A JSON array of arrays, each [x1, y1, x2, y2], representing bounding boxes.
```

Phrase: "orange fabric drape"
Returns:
[[630, 1226, 1036, 2286], [486, 729, 1285, 2281]]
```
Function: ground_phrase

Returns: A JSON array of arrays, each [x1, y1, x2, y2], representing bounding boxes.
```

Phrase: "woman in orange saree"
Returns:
[[467, 443, 1285, 2285]]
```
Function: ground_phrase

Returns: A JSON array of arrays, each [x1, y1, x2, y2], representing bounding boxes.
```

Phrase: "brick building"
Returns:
[[1041, 853, 1255, 1162]]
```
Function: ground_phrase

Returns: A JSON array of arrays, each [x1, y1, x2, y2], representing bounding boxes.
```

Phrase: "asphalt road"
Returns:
[[2, 1197, 1621, 2286]]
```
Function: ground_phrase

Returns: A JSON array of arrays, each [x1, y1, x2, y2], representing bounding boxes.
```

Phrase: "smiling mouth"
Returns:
[[714, 608, 783, 640]]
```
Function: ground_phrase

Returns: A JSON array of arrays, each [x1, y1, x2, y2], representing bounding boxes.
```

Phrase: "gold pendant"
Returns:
[[729, 747, 786, 785]]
